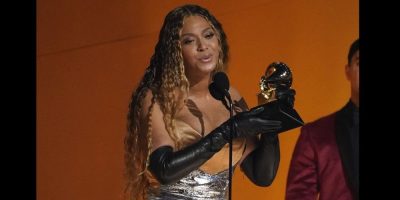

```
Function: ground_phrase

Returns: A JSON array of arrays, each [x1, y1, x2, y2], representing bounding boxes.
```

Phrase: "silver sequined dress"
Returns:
[[148, 169, 230, 200]]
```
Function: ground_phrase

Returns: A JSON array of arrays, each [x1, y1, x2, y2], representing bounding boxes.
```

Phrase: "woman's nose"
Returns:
[[197, 39, 208, 51]]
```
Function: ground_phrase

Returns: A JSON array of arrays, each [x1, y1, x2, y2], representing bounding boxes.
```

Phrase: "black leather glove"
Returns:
[[218, 106, 282, 140], [149, 106, 282, 184], [148, 130, 227, 184], [276, 86, 296, 108], [240, 133, 280, 186]]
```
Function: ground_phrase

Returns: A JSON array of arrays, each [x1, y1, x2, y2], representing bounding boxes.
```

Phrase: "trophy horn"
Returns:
[[259, 62, 293, 103]]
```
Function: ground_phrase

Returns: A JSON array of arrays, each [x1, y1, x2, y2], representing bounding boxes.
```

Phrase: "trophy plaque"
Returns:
[[254, 62, 304, 133]]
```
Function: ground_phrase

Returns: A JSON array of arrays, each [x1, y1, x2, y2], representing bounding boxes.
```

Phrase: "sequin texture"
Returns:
[[148, 169, 229, 199]]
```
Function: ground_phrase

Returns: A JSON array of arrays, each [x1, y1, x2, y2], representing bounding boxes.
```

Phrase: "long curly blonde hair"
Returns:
[[124, 4, 229, 200]]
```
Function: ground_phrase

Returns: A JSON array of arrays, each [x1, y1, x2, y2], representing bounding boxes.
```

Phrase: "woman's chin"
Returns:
[[199, 62, 217, 73]]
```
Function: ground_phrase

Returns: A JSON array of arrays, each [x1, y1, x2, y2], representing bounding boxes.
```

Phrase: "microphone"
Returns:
[[208, 71, 234, 200], [209, 72, 232, 105]]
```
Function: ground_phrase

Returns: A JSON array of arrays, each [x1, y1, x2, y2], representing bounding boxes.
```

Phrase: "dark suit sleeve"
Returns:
[[286, 126, 319, 200]]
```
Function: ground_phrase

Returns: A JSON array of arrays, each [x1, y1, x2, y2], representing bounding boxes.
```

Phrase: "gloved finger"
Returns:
[[247, 106, 265, 116], [261, 128, 281, 135], [257, 119, 282, 128], [259, 126, 281, 134], [260, 120, 282, 128]]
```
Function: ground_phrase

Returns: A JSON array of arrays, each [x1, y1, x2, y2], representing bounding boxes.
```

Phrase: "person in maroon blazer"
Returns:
[[286, 39, 359, 200]]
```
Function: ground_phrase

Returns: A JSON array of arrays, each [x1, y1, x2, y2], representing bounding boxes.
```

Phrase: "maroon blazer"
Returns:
[[286, 102, 357, 200]]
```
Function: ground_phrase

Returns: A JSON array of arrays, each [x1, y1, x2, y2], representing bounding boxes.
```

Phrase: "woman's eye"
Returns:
[[183, 39, 194, 45], [205, 32, 214, 39]]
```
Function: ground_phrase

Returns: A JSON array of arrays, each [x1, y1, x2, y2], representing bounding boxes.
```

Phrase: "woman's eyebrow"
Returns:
[[181, 27, 213, 38]]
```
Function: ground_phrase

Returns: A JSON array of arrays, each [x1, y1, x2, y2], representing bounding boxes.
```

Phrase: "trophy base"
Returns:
[[253, 100, 304, 133]]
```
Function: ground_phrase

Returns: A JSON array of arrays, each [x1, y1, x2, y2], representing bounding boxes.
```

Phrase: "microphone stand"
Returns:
[[224, 92, 234, 200], [208, 72, 235, 200]]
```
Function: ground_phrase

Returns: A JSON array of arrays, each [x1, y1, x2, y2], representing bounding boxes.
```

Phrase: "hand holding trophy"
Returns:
[[253, 62, 304, 133]]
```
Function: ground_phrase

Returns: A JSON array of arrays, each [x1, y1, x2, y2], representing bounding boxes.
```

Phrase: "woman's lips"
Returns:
[[199, 54, 212, 63]]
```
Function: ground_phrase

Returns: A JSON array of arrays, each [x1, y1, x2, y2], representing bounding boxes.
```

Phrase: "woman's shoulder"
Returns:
[[229, 86, 249, 111], [228, 86, 242, 101]]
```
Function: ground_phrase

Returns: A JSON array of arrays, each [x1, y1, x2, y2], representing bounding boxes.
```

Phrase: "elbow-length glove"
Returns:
[[240, 87, 295, 186], [240, 133, 280, 186], [148, 106, 282, 184]]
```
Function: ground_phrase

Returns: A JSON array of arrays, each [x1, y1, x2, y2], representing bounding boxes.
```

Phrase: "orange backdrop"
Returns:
[[37, 0, 358, 199]]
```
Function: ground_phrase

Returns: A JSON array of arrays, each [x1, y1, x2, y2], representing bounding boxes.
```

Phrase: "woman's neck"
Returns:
[[188, 75, 212, 98]]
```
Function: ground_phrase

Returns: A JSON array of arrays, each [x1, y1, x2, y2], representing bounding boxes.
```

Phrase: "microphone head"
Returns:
[[209, 72, 230, 101], [213, 72, 230, 91], [208, 82, 225, 101]]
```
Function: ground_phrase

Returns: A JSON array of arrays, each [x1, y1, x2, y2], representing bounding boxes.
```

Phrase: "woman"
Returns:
[[124, 4, 287, 200]]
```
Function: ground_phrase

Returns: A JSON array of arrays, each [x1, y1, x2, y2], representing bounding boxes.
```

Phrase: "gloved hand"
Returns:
[[217, 106, 282, 140], [275, 86, 296, 108]]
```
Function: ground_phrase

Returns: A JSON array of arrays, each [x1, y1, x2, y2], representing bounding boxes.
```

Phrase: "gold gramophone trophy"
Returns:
[[255, 62, 304, 133]]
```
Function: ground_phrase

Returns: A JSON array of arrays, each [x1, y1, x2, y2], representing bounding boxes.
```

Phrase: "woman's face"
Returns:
[[180, 15, 220, 79]]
